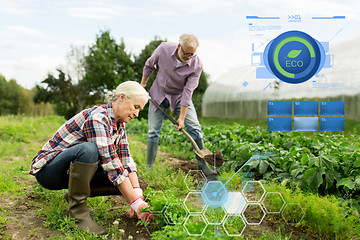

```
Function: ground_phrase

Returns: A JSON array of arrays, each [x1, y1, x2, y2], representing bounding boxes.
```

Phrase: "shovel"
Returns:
[[148, 97, 224, 167]]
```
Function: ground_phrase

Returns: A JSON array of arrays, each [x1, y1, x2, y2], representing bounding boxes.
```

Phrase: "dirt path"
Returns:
[[0, 173, 56, 239]]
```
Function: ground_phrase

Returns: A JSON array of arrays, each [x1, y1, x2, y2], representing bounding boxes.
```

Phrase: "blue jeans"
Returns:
[[147, 98, 203, 142], [35, 142, 112, 190]]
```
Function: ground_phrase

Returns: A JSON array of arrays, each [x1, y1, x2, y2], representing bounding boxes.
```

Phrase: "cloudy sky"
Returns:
[[0, 0, 359, 89]]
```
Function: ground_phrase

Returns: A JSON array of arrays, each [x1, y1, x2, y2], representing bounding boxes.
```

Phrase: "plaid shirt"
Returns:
[[30, 104, 136, 185]]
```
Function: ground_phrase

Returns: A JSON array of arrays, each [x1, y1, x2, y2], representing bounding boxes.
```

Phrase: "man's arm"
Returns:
[[176, 65, 202, 131], [140, 75, 149, 88]]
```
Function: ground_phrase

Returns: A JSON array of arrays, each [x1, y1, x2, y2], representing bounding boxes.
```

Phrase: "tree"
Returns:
[[66, 45, 86, 84], [33, 30, 136, 119], [83, 30, 135, 102], [34, 70, 82, 119], [0, 74, 55, 116], [133, 37, 166, 119], [192, 70, 209, 117], [133, 36, 165, 83], [0, 75, 22, 115]]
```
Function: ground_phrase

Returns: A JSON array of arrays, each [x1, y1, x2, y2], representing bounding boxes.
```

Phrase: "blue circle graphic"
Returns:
[[264, 30, 324, 84], [315, 39, 325, 75], [201, 181, 228, 208]]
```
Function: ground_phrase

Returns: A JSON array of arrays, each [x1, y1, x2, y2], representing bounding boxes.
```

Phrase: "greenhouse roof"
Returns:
[[204, 34, 360, 103]]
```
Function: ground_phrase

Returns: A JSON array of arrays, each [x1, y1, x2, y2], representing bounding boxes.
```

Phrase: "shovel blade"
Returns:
[[193, 148, 224, 167]]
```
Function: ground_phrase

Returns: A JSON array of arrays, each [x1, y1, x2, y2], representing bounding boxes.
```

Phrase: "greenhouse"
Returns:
[[202, 34, 360, 120]]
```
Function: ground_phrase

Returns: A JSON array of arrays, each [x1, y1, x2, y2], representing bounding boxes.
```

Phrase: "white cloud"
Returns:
[[67, 6, 116, 19], [242, 0, 359, 17], [0, 54, 65, 89], [159, 0, 237, 14], [198, 29, 252, 82], [5, 25, 50, 39], [64, 2, 141, 19], [0, 32, 73, 88], [0, 0, 37, 16], [123, 37, 151, 55], [145, 10, 179, 18]]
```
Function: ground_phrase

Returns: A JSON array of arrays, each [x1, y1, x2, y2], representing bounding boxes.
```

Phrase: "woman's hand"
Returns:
[[130, 197, 154, 221], [130, 187, 144, 218]]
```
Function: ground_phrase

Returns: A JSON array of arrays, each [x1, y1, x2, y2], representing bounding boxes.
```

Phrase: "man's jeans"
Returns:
[[147, 98, 203, 143]]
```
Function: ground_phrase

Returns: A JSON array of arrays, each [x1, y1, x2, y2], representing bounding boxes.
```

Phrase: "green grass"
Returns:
[[0, 115, 65, 195], [0, 212, 9, 236], [0, 115, 65, 158], [264, 182, 360, 239]]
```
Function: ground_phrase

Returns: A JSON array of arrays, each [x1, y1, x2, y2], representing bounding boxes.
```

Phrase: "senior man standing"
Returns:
[[140, 33, 216, 179]]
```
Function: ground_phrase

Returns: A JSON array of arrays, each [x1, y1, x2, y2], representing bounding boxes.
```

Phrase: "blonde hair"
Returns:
[[105, 81, 150, 103]]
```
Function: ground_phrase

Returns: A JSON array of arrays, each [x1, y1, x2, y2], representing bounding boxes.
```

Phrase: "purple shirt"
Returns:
[[143, 42, 203, 111]]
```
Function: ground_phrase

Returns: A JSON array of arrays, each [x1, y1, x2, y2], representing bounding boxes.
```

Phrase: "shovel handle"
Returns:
[[148, 97, 201, 152], [181, 129, 201, 152], [149, 98, 178, 126]]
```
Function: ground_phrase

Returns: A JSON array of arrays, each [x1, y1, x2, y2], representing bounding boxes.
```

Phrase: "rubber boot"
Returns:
[[147, 141, 158, 171], [67, 161, 106, 235], [194, 138, 218, 181], [64, 185, 121, 201], [64, 185, 120, 214]]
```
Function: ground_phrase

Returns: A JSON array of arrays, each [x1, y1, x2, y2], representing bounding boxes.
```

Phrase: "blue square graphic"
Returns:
[[320, 101, 344, 115], [268, 117, 292, 131], [294, 101, 318, 115], [294, 117, 318, 131], [267, 101, 292, 115], [320, 117, 344, 131]]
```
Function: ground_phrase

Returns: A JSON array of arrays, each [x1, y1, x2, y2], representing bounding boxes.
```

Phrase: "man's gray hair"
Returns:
[[105, 81, 150, 103], [179, 33, 199, 48]]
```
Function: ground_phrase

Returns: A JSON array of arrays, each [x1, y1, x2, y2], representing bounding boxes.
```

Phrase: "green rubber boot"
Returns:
[[147, 141, 158, 172], [67, 161, 106, 235], [194, 138, 218, 181]]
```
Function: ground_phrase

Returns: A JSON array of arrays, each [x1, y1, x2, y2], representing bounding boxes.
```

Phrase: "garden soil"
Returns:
[[0, 144, 315, 240]]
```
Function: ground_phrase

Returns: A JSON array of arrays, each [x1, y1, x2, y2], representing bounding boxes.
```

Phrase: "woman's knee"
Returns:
[[76, 142, 99, 163]]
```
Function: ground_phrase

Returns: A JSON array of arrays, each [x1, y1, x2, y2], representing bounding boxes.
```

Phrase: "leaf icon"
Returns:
[[286, 49, 302, 58]]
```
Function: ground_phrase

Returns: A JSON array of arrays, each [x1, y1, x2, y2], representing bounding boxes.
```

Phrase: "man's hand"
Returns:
[[175, 118, 185, 131], [176, 105, 188, 131], [140, 75, 149, 88]]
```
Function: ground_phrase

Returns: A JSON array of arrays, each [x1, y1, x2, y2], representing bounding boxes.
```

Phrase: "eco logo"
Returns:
[[264, 30, 325, 84]]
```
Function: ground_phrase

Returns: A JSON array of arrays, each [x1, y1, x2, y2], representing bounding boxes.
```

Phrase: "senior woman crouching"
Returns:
[[30, 81, 153, 234]]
